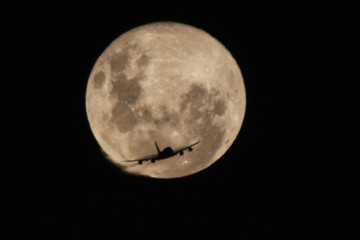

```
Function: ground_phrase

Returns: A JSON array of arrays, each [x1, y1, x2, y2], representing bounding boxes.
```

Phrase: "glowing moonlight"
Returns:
[[86, 22, 246, 178]]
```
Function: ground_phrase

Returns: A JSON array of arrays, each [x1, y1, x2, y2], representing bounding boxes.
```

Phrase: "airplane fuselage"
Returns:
[[159, 147, 174, 159]]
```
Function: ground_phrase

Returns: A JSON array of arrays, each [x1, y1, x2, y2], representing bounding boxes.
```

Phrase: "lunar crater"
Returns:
[[111, 101, 138, 133], [180, 84, 208, 110], [110, 51, 129, 73], [110, 74, 143, 105], [93, 71, 105, 89], [110, 43, 150, 79]]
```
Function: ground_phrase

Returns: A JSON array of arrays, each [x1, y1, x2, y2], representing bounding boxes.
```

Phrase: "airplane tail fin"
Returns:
[[154, 141, 161, 154]]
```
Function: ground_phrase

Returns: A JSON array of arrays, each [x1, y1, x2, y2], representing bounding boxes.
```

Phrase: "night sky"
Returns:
[[5, 3, 357, 239]]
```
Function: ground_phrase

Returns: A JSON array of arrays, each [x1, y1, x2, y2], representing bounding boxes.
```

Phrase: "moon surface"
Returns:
[[86, 22, 246, 178]]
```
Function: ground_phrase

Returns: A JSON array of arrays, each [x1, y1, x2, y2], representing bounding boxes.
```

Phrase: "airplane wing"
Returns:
[[173, 140, 201, 155], [125, 154, 160, 163]]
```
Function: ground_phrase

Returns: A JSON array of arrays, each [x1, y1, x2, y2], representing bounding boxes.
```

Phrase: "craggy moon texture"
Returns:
[[86, 22, 246, 178]]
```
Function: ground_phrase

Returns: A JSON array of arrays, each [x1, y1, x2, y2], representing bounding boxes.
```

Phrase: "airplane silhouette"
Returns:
[[125, 140, 200, 165]]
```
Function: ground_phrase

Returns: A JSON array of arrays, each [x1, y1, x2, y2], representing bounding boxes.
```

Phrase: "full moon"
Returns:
[[86, 22, 246, 178]]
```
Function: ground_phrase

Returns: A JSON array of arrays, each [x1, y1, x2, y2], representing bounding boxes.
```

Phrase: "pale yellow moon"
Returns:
[[86, 22, 246, 178]]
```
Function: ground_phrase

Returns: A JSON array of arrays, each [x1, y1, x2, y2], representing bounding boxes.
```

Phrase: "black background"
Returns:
[[5, 2, 358, 239]]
